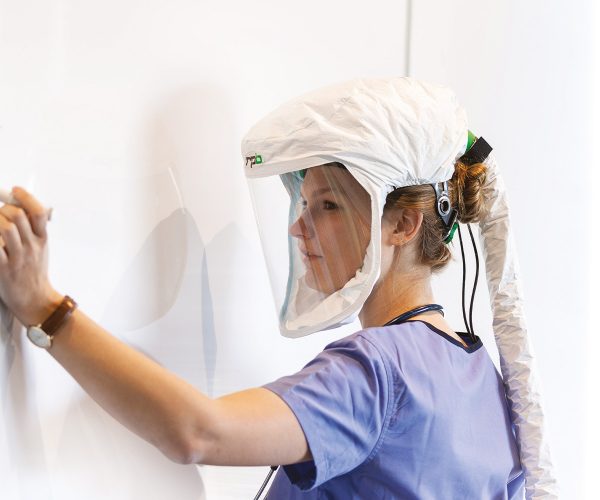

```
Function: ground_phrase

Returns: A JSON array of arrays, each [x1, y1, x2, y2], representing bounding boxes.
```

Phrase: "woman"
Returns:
[[0, 78, 530, 498]]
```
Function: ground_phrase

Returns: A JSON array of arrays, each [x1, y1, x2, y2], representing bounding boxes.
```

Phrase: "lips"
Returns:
[[299, 245, 322, 263], [301, 255, 321, 267]]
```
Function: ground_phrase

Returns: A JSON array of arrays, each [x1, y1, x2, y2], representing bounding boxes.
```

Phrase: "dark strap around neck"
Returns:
[[383, 304, 444, 327]]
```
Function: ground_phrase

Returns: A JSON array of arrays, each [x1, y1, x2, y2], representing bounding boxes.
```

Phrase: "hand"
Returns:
[[0, 187, 62, 327]]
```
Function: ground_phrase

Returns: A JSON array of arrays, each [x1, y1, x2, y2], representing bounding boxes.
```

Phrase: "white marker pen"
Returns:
[[0, 188, 53, 221]]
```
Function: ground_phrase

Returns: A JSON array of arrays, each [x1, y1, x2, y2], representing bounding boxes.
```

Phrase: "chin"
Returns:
[[304, 271, 345, 295]]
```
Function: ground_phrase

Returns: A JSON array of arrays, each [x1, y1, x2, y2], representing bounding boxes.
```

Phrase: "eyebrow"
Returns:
[[311, 187, 334, 197], [300, 187, 335, 199]]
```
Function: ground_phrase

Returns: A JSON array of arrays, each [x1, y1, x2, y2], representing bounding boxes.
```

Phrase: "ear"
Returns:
[[385, 208, 423, 247]]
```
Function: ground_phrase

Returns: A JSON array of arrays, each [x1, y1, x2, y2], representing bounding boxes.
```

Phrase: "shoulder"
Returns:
[[323, 328, 386, 356], [264, 328, 396, 399], [314, 328, 401, 379], [323, 322, 421, 361]]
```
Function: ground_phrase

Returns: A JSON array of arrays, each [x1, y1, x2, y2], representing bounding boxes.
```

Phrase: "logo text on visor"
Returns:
[[245, 154, 263, 168]]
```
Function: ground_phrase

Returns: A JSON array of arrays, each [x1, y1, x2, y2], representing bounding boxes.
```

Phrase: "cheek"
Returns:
[[304, 211, 372, 290], [316, 218, 356, 258], [322, 218, 370, 273], [343, 217, 371, 261]]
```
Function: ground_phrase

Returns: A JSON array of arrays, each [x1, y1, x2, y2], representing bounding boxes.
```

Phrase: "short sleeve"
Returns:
[[262, 335, 391, 490]]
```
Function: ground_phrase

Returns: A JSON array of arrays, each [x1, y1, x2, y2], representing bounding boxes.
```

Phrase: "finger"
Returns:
[[0, 213, 24, 261], [10, 187, 49, 239], [0, 204, 35, 245], [0, 235, 6, 266]]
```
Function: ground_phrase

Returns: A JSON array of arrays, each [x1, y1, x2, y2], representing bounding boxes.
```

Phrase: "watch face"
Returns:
[[27, 326, 52, 349]]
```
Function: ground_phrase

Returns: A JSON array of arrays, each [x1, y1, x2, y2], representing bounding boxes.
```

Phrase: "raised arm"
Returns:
[[0, 187, 310, 466]]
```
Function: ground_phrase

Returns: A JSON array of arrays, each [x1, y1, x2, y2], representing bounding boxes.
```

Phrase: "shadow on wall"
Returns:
[[57, 83, 242, 498], [0, 303, 53, 499], [97, 82, 241, 397], [102, 207, 217, 395], [101, 207, 191, 333], [48, 83, 231, 498]]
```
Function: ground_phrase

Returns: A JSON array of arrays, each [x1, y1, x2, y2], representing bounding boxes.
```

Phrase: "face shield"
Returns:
[[248, 162, 375, 337]]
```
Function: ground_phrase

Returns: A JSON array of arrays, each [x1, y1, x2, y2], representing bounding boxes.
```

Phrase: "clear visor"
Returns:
[[248, 163, 373, 336]]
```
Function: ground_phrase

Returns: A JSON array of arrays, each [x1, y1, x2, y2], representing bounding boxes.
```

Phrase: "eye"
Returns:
[[297, 198, 338, 212], [296, 198, 308, 212], [322, 200, 339, 210]]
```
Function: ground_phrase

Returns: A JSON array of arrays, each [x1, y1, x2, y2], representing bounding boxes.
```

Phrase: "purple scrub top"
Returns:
[[263, 320, 524, 499]]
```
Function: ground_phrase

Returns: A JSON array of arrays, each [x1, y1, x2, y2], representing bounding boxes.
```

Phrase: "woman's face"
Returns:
[[288, 166, 371, 294]]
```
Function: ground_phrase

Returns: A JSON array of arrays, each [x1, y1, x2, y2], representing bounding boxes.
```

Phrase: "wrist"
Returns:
[[24, 290, 65, 327]]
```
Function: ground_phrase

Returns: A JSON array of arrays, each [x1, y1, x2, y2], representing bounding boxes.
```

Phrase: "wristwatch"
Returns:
[[26, 295, 78, 349]]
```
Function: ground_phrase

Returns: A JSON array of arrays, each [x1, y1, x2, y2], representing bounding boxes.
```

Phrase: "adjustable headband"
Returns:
[[459, 135, 493, 166], [431, 181, 459, 243], [432, 132, 493, 243]]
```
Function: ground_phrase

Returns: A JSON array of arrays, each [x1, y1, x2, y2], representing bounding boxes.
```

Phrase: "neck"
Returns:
[[359, 268, 435, 328]]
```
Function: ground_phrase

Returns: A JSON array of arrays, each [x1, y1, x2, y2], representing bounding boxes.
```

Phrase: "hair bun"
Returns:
[[451, 161, 487, 223]]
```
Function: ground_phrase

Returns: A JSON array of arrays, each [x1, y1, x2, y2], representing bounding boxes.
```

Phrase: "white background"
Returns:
[[0, 1, 596, 498]]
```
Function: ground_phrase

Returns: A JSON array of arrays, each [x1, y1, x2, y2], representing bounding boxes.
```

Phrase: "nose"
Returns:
[[289, 212, 313, 239]]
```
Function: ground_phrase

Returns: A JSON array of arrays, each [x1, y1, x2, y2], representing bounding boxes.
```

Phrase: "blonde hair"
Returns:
[[383, 161, 487, 272]]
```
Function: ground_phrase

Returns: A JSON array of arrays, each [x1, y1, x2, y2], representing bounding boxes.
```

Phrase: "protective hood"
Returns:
[[242, 77, 468, 337]]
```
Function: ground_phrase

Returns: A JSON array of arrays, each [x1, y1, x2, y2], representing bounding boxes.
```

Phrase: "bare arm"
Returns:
[[0, 187, 311, 466], [43, 296, 311, 466]]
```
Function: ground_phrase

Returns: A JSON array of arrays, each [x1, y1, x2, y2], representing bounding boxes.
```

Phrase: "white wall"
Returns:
[[586, 3, 600, 498], [0, 1, 409, 498], [0, 1, 595, 498]]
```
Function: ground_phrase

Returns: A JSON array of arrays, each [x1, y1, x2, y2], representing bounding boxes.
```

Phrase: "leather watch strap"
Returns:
[[41, 295, 78, 337]]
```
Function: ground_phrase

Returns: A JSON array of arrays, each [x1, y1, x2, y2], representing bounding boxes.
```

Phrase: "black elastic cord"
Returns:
[[456, 225, 471, 336], [254, 466, 278, 500], [466, 224, 479, 341], [383, 303, 444, 326]]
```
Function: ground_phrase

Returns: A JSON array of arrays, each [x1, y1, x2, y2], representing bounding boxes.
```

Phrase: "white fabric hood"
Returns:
[[242, 77, 468, 186], [242, 77, 468, 337]]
